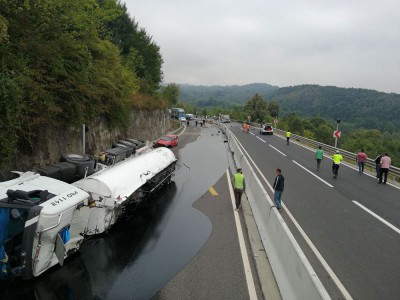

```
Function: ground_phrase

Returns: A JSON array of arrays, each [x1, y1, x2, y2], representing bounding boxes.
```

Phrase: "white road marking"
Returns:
[[352, 201, 400, 234], [269, 145, 287, 157], [273, 131, 400, 190], [292, 160, 334, 188], [282, 203, 353, 300], [231, 132, 352, 300], [256, 136, 266, 143], [250, 132, 255, 136], [226, 170, 258, 300]]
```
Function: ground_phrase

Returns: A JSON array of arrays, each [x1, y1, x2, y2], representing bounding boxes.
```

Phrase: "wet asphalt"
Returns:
[[1, 123, 256, 300]]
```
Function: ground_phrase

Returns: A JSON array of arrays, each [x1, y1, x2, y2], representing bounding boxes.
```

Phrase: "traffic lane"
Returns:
[[105, 126, 229, 299], [170, 125, 202, 158], [153, 172, 262, 300], [264, 131, 400, 228], [231, 127, 400, 299]]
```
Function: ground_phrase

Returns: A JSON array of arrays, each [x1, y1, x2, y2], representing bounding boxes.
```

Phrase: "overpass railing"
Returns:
[[222, 124, 331, 300]]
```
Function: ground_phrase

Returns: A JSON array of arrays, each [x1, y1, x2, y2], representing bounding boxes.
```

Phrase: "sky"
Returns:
[[124, 0, 400, 94]]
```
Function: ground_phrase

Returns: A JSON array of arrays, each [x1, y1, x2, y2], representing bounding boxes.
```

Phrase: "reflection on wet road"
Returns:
[[0, 125, 229, 300]]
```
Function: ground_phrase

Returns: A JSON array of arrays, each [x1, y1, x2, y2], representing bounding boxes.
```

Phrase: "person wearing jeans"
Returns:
[[374, 154, 382, 178], [379, 153, 391, 184], [356, 149, 368, 174], [273, 169, 285, 210]]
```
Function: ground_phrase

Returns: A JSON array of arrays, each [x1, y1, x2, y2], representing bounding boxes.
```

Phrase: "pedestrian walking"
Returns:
[[332, 150, 343, 178], [285, 130, 291, 145], [378, 153, 391, 184], [232, 168, 245, 210], [374, 153, 382, 179], [356, 149, 368, 174], [246, 123, 250, 133], [273, 169, 285, 210], [315, 146, 324, 171], [195, 119, 198, 127]]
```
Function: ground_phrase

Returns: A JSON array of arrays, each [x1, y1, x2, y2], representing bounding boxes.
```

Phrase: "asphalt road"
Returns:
[[228, 123, 400, 300], [0, 123, 269, 300]]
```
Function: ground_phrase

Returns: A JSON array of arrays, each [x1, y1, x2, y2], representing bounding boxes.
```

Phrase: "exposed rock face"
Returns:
[[8, 109, 170, 171]]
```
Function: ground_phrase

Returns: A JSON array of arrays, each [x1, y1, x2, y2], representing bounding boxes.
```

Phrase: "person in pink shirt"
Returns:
[[356, 149, 368, 174], [379, 153, 391, 184]]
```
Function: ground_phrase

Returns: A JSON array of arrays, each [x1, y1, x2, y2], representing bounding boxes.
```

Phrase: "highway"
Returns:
[[229, 122, 400, 299]]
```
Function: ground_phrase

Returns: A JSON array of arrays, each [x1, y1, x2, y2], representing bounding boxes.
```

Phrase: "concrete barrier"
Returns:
[[225, 126, 330, 300]]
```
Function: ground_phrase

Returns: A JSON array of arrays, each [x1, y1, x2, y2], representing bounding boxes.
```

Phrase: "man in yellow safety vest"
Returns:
[[233, 168, 246, 211], [332, 150, 343, 178], [285, 130, 292, 145]]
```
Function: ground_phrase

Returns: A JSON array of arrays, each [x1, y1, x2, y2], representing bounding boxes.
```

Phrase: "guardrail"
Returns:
[[235, 120, 399, 181], [221, 124, 331, 300], [271, 127, 400, 181]]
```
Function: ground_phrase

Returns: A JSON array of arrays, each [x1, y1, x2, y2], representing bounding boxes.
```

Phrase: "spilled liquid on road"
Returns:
[[0, 126, 228, 300]]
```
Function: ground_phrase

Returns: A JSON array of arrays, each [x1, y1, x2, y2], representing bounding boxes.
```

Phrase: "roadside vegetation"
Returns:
[[0, 0, 177, 166], [182, 93, 400, 166]]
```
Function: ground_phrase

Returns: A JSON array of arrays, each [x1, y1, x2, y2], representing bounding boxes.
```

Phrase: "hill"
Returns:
[[179, 83, 279, 107], [266, 85, 400, 130], [178, 83, 400, 131]]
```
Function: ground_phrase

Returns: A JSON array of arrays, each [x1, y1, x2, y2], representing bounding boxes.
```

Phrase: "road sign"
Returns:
[[333, 130, 341, 138]]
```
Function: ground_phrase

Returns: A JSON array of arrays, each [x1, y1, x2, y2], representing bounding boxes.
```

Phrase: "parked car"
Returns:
[[154, 135, 179, 148], [260, 123, 274, 135]]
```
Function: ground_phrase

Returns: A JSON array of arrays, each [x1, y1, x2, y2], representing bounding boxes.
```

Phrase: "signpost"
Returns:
[[334, 119, 341, 148], [274, 117, 278, 128]]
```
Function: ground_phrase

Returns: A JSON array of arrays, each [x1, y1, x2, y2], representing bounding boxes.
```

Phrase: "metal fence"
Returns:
[[236, 120, 399, 181], [272, 127, 400, 180]]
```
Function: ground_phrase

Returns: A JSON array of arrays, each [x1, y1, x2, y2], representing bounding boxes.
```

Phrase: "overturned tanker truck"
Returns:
[[73, 147, 177, 235], [0, 147, 177, 280]]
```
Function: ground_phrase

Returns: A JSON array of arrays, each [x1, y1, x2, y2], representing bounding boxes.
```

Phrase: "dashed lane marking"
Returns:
[[292, 160, 334, 188], [269, 145, 287, 156], [256, 136, 266, 143], [353, 201, 400, 234]]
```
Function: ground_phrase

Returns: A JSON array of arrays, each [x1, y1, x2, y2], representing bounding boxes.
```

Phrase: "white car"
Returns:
[[260, 123, 274, 135]]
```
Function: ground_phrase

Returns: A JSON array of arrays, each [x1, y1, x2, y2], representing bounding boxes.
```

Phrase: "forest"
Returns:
[[180, 87, 400, 167], [0, 0, 179, 166]]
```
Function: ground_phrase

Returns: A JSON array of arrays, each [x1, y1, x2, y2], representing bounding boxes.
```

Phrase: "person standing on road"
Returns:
[[332, 150, 343, 178], [285, 130, 291, 145], [374, 153, 382, 179], [315, 146, 324, 171], [246, 123, 250, 133], [379, 153, 391, 184], [233, 168, 245, 211], [356, 149, 368, 174], [273, 169, 285, 210]]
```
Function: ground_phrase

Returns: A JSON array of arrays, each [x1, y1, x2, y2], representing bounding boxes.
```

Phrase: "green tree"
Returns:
[[244, 94, 269, 123], [267, 101, 279, 117], [160, 83, 180, 107]]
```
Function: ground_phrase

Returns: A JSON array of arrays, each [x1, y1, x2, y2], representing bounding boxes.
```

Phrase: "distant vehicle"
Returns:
[[170, 108, 186, 122], [260, 123, 274, 135], [186, 114, 194, 120], [220, 114, 231, 123], [154, 135, 179, 148]]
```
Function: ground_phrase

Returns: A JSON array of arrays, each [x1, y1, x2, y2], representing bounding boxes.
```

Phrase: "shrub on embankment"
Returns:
[[0, 0, 168, 168]]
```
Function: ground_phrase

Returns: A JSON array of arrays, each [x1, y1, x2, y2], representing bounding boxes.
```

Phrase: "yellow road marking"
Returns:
[[209, 186, 219, 196]]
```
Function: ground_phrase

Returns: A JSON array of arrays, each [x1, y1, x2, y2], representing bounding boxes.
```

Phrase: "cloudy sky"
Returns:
[[124, 0, 400, 93]]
